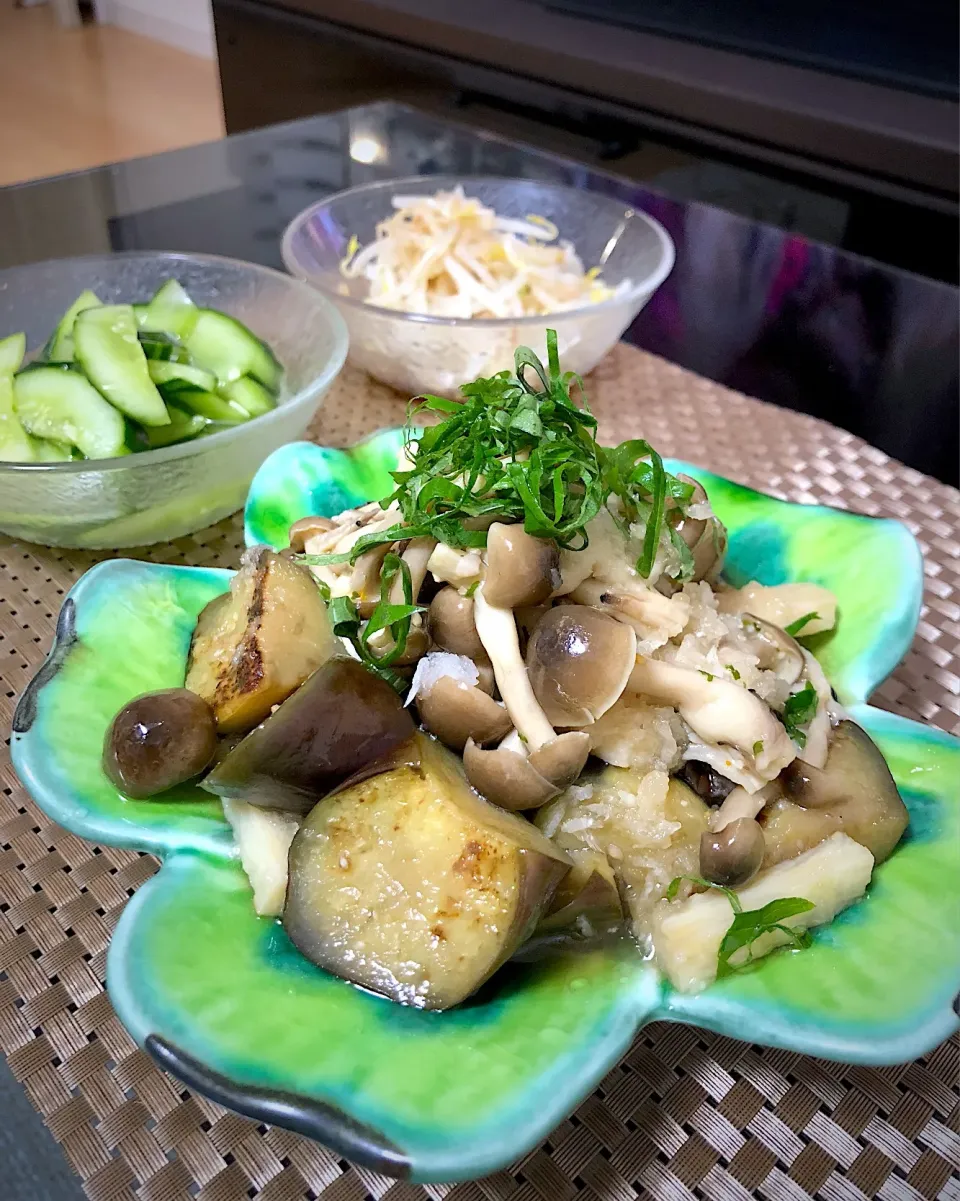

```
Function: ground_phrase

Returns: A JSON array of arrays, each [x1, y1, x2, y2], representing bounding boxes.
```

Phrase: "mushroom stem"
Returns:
[[350, 544, 391, 617], [570, 578, 689, 641], [473, 585, 556, 751], [389, 537, 437, 605], [629, 658, 795, 779], [710, 780, 778, 832], [797, 650, 831, 769], [426, 543, 482, 588]]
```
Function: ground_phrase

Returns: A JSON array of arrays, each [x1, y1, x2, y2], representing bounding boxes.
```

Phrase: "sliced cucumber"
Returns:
[[42, 290, 101, 362], [143, 412, 208, 449], [185, 309, 282, 390], [139, 331, 190, 363], [0, 332, 26, 375], [33, 437, 77, 462], [219, 375, 277, 418], [14, 366, 127, 459], [74, 304, 170, 427], [148, 360, 217, 393], [136, 279, 198, 339], [0, 374, 37, 462], [161, 383, 250, 423]]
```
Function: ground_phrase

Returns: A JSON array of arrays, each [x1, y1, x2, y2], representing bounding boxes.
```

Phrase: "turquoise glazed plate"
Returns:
[[12, 431, 960, 1184]]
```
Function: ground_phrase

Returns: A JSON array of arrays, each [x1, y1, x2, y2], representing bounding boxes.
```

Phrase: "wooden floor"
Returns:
[[0, 2, 224, 188]]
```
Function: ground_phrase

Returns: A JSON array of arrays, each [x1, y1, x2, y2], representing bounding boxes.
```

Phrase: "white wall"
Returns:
[[95, 0, 216, 59]]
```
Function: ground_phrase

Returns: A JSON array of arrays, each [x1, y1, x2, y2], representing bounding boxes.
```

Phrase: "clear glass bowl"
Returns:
[[0, 252, 348, 548], [281, 175, 674, 398]]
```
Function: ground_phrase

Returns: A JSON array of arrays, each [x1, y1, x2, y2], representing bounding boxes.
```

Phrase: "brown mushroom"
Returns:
[[742, 613, 804, 686], [669, 476, 727, 581], [389, 537, 436, 605], [416, 677, 512, 752], [427, 588, 484, 659], [529, 731, 591, 789], [473, 585, 557, 750], [483, 523, 561, 609], [474, 656, 496, 695], [463, 738, 560, 811], [350, 544, 391, 618], [526, 605, 637, 727], [700, 817, 765, 887], [288, 515, 336, 553]]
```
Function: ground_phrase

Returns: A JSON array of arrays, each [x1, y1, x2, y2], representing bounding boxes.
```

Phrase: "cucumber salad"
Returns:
[[100, 334, 908, 1008], [0, 280, 282, 463]]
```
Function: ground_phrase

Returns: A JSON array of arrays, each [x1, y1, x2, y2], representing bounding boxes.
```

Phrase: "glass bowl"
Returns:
[[281, 175, 674, 397], [0, 252, 348, 548]]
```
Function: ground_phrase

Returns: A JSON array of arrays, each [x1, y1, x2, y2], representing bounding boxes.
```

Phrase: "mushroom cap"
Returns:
[[483, 523, 561, 609], [700, 817, 765, 887], [743, 613, 804, 686], [526, 605, 637, 726], [670, 476, 726, 580], [427, 588, 484, 659], [416, 677, 512, 752], [528, 731, 591, 788], [288, 515, 336, 553], [463, 738, 560, 811]]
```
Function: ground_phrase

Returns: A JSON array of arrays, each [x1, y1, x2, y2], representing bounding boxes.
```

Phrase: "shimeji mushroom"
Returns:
[[569, 578, 690, 644], [668, 475, 728, 581], [288, 515, 335, 553], [482, 523, 561, 609], [414, 663, 513, 752], [742, 614, 805, 686], [525, 605, 638, 727], [525, 605, 794, 784], [468, 586, 592, 809], [628, 659, 796, 782], [699, 817, 766, 886]]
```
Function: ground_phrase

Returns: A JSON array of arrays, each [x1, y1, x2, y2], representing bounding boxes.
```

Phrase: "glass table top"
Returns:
[[0, 101, 956, 483]]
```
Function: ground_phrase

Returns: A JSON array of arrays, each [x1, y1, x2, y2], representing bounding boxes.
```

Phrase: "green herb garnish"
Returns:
[[665, 875, 814, 977], [699, 670, 715, 682], [727, 664, 741, 680], [326, 553, 424, 692], [785, 611, 820, 636], [782, 680, 818, 747], [464, 581, 479, 598], [752, 739, 764, 756], [717, 898, 814, 976], [300, 331, 692, 580]]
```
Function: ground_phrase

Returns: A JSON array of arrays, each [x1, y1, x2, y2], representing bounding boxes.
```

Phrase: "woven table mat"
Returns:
[[0, 343, 957, 1201]]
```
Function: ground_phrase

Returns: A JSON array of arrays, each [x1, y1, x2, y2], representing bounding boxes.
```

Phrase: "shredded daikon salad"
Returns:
[[339, 186, 632, 320]]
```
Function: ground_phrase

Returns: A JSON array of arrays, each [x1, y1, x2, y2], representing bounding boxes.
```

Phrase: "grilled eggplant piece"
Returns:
[[203, 657, 418, 815], [537, 848, 622, 933], [185, 547, 336, 735], [283, 735, 571, 1009], [761, 720, 908, 867]]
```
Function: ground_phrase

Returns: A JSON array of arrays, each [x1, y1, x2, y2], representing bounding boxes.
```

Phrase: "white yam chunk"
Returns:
[[222, 797, 300, 916], [652, 832, 874, 992]]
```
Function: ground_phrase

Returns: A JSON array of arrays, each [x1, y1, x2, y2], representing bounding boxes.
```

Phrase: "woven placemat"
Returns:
[[0, 343, 957, 1201]]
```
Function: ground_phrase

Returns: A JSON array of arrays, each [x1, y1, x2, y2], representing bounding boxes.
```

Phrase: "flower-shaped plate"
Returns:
[[12, 430, 960, 1183]]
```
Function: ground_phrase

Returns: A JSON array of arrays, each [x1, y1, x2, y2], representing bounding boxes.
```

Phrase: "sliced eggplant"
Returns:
[[283, 735, 571, 1009], [185, 547, 336, 734], [203, 657, 417, 814]]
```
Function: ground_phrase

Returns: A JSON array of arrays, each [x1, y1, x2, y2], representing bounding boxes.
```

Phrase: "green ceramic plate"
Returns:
[[12, 431, 960, 1184]]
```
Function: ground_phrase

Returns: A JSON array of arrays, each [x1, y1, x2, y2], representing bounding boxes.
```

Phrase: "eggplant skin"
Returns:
[[202, 658, 417, 815], [762, 720, 908, 867], [185, 547, 337, 735], [538, 849, 623, 934], [283, 735, 571, 1010]]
